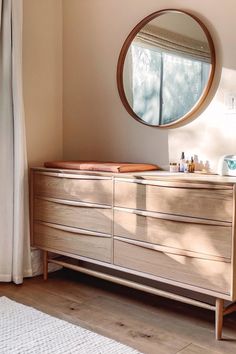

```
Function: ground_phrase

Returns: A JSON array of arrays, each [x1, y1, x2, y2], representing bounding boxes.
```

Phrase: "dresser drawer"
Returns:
[[34, 223, 111, 263], [114, 238, 231, 294], [34, 173, 112, 205], [34, 198, 112, 234], [114, 180, 233, 222], [114, 209, 232, 259]]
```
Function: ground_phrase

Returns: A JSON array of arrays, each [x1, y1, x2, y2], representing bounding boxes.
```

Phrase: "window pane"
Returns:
[[161, 53, 210, 125], [131, 44, 162, 125]]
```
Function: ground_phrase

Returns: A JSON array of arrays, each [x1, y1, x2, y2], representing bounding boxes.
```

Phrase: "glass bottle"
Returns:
[[179, 152, 185, 172]]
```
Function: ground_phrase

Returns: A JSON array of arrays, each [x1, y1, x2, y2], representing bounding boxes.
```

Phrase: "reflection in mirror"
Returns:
[[119, 11, 215, 127]]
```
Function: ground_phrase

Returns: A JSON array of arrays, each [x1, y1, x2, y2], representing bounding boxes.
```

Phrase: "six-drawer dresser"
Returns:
[[30, 167, 236, 340]]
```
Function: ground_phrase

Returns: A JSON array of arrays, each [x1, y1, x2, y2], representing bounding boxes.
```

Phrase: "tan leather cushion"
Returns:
[[44, 161, 160, 173]]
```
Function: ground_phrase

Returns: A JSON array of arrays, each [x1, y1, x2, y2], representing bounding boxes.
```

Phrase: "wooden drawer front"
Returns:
[[114, 209, 232, 259], [34, 198, 112, 234], [34, 223, 111, 263], [34, 173, 112, 205], [114, 239, 231, 294], [114, 181, 233, 222]]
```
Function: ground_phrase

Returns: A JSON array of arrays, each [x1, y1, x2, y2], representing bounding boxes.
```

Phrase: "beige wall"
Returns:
[[23, 0, 236, 171], [62, 0, 236, 171], [167, 0, 236, 171], [23, 0, 63, 166], [62, 0, 169, 167]]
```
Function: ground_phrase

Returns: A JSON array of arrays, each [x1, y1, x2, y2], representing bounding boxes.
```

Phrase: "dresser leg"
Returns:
[[215, 298, 224, 340], [43, 250, 48, 281]]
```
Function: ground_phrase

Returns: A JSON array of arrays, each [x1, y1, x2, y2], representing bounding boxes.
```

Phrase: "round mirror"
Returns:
[[117, 10, 215, 127]]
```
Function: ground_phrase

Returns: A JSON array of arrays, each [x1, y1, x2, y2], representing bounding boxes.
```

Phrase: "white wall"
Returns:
[[23, 0, 63, 166]]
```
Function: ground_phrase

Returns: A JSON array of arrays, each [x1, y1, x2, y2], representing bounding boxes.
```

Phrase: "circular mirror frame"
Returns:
[[117, 9, 216, 128]]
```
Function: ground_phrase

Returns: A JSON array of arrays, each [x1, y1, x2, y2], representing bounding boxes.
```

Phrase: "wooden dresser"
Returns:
[[30, 167, 236, 340]]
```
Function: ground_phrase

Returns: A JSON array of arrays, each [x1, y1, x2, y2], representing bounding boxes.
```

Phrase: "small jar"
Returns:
[[169, 163, 179, 173]]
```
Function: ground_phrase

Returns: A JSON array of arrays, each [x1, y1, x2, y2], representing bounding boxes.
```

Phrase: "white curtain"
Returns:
[[0, 0, 32, 284]]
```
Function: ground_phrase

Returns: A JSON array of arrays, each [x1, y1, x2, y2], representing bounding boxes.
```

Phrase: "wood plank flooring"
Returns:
[[0, 269, 236, 354]]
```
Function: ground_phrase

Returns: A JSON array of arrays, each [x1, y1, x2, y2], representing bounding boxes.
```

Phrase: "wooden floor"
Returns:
[[0, 269, 236, 354]]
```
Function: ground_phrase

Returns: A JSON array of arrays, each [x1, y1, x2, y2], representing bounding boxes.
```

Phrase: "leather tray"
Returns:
[[44, 161, 160, 173]]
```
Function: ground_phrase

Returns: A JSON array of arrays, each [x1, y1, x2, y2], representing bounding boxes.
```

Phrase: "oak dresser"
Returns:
[[30, 167, 236, 340]]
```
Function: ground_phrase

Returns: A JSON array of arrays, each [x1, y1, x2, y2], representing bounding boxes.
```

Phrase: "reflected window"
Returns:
[[130, 42, 210, 125]]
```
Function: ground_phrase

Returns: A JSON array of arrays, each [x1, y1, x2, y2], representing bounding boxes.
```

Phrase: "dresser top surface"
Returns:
[[31, 167, 236, 185]]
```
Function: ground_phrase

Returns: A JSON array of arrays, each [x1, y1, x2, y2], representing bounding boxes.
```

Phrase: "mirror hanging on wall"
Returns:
[[117, 10, 216, 128]]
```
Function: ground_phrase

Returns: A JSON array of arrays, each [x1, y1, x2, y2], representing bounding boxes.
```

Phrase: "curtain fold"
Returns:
[[0, 0, 32, 284], [137, 24, 211, 63]]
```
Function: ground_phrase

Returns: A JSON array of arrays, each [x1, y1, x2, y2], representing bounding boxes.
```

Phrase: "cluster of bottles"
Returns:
[[179, 152, 195, 173], [169, 153, 211, 173]]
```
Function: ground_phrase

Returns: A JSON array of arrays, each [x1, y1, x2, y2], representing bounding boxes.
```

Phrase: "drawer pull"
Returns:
[[115, 181, 233, 222], [34, 223, 112, 263], [114, 207, 231, 227], [60, 174, 112, 180], [115, 178, 233, 190], [114, 239, 231, 295], [35, 196, 112, 209], [35, 221, 111, 238], [114, 236, 231, 263], [35, 171, 112, 180]]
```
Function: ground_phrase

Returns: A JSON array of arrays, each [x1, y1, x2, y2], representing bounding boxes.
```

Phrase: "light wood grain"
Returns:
[[29, 245, 232, 300], [177, 343, 221, 354], [48, 257, 215, 311], [43, 250, 48, 280], [30, 169, 34, 244], [32, 171, 112, 179], [38, 196, 112, 209], [223, 301, 236, 316], [114, 238, 231, 294], [0, 273, 191, 354], [31, 166, 236, 184], [114, 236, 230, 263], [115, 177, 234, 189], [114, 209, 232, 259], [34, 198, 112, 234], [2, 270, 236, 353], [34, 172, 112, 205], [114, 207, 231, 226], [38, 221, 111, 238], [231, 185, 236, 300], [30, 168, 236, 339], [34, 223, 112, 263], [215, 298, 224, 340], [114, 180, 233, 222]]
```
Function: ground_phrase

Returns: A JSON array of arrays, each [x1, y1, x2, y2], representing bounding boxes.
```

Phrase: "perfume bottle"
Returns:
[[190, 156, 195, 173], [179, 152, 185, 173]]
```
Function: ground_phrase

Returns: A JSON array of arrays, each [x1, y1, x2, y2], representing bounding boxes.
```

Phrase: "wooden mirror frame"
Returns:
[[117, 9, 216, 128]]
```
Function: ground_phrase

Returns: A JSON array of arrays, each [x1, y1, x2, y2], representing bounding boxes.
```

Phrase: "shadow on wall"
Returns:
[[168, 67, 236, 172], [167, 5, 236, 172]]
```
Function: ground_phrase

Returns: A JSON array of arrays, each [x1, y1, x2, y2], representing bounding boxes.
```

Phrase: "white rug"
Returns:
[[0, 297, 141, 354]]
